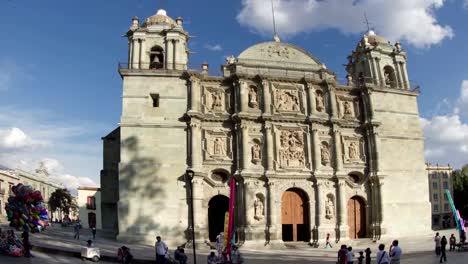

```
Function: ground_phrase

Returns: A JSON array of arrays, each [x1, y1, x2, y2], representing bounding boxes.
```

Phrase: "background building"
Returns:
[[427, 163, 454, 229], [77, 187, 102, 229], [101, 9, 431, 246], [0, 165, 20, 218]]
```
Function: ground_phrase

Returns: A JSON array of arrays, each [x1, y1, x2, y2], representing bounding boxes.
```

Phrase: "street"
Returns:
[[0, 251, 113, 264]]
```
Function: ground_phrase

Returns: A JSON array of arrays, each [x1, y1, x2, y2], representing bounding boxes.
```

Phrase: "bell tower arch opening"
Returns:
[[150, 45, 164, 69]]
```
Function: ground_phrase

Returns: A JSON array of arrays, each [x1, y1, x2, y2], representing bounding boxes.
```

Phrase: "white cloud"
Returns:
[[464, 0, 468, 9], [204, 44, 223, 51], [0, 127, 34, 149], [422, 81, 468, 168], [237, 0, 454, 48]]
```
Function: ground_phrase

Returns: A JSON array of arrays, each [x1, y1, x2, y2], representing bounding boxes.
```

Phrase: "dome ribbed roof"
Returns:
[[143, 9, 177, 27]]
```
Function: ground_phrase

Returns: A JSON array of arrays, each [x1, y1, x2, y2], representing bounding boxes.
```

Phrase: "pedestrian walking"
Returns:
[[389, 240, 402, 264], [325, 233, 333, 248], [449, 234, 456, 251], [347, 246, 354, 264], [364, 248, 371, 264], [434, 232, 441, 256], [440, 236, 447, 263], [74, 223, 80, 240], [337, 245, 348, 264], [91, 226, 97, 239], [207, 251, 217, 264], [357, 251, 364, 264], [376, 244, 390, 264], [155, 236, 168, 264], [231, 245, 244, 264]]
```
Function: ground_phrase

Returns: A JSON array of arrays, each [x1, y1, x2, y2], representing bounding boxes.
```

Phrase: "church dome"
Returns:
[[142, 9, 177, 27], [365, 30, 390, 46]]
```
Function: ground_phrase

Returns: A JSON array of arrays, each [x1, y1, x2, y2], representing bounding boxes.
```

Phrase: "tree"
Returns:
[[48, 188, 74, 217], [453, 164, 468, 218]]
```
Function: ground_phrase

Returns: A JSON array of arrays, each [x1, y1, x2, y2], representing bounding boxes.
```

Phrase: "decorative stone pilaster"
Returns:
[[241, 123, 250, 171], [166, 38, 174, 70], [378, 176, 386, 234], [328, 87, 338, 118], [307, 84, 316, 116], [262, 80, 271, 115], [189, 78, 201, 112], [265, 123, 274, 171], [240, 81, 249, 112], [399, 61, 410, 89], [372, 130, 380, 173], [139, 38, 145, 69], [128, 40, 133, 69], [191, 176, 205, 232], [337, 178, 348, 237], [375, 57, 383, 86], [267, 181, 280, 241], [312, 127, 321, 171], [190, 122, 202, 170], [132, 38, 140, 69], [333, 127, 343, 172], [393, 60, 404, 88], [315, 181, 324, 228]]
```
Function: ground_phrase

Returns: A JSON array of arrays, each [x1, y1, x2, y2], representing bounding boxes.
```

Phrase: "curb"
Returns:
[[33, 245, 155, 263]]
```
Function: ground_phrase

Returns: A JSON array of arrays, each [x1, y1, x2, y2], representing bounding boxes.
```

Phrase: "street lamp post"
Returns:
[[185, 169, 197, 264]]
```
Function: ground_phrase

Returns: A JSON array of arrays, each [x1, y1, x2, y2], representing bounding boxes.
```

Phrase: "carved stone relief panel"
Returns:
[[276, 127, 308, 169], [202, 86, 230, 113], [336, 95, 360, 119], [272, 83, 305, 114], [203, 129, 233, 163], [341, 135, 365, 164]]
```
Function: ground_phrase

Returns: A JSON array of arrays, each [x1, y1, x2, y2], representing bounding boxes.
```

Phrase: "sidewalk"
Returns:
[[0, 223, 463, 263]]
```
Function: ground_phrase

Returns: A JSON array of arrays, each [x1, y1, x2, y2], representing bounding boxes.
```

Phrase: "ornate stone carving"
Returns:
[[267, 45, 290, 58], [203, 130, 233, 162], [211, 92, 223, 111], [248, 86, 258, 108], [342, 137, 365, 163], [325, 196, 335, 219], [279, 130, 305, 167], [251, 139, 262, 164], [343, 101, 353, 116], [275, 89, 300, 112], [320, 142, 330, 166], [315, 91, 325, 112], [348, 142, 358, 160], [254, 197, 264, 220], [203, 87, 227, 113], [226, 55, 235, 64], [213, 137, 226, 156], [337, 96, 358, 119]]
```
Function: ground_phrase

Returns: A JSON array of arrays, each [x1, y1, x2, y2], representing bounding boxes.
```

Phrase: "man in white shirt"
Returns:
[[389, 240, 402, 264], [376, 244, 390, 264], [155, 236, 168, 264]]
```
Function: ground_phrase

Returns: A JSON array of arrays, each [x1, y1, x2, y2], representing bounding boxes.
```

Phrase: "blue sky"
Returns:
[[0, 0, 467, 191]]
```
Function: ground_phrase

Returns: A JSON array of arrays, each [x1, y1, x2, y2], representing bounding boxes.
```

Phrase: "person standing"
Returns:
[[389, 240, 402, 264], [440, 236, 447, 263], [231, 245, 244, 264], [376, 244, 390, 264], [337, 245, 348, 264], [347, 246, 354, 264], [357, 251, 364, 264], [449, 234, 456, 251], [325, 233, 333, 248], [207, 251, 218, 264], [364, 248, 371, 264], [73, 223, 80, 240], [434, 232, 441, 256], [155, 236, 168, 264], [91, 226, 97, 239]]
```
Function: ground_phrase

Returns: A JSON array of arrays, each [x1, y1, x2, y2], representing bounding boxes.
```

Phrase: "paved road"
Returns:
[[2, 250, 466, 264]]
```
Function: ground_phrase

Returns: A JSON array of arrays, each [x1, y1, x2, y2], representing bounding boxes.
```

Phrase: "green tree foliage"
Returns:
[[48, 188, 74, 215], [453, 164, 468, 218]]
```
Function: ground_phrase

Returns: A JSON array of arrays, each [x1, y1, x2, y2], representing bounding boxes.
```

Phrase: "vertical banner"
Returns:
[[226, 178, 236, 254], [223, 212, 229, 247]]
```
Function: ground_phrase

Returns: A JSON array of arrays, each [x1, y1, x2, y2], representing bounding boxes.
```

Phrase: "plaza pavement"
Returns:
[[1, 223, 467, 263]]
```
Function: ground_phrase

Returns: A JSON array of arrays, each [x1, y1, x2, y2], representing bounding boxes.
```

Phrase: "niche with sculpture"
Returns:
[[315, 90, 325, 113], [320, 141, 331, 166], [325, 194, 335, 220], [254, 193, 265, 221], [251, 138, 262, 164], [383, 66, 397, 88], [248, 85, 259, 108]]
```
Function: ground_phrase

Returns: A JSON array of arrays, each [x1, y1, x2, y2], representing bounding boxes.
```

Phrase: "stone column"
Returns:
[[400, 62, 410, 89], [190, 122, 202, 170], [191, 176, 205, 233], [308, 84, 317, 116], [240, 81, 248, 112], [365, 89, 375, 121], [139, 38, 145, 69], [375, 58, 383, 86], [312, 127, 321, 171], [393, 60, 403, 89], [262, 80, 271, 114], [368, 54, 378, 85], [315, 181, 323, 228], [328, 87, 338, 118], [190, 78, 201, 112], [333, 127, 343, 172], [173, 39, 177, 70], [378, 178, 385, 233], [241, 123, 250, 170], [132, 39, 140, 69], [267, 181, 279, 240], [372, 130, 380, 172], [166, 38, 174, 70], [265, 123, 274, 171], [127, 40, 133, 69], [244, 180, 254, 232], [370, 178, 378, 239], [337, 178, 348, 233]]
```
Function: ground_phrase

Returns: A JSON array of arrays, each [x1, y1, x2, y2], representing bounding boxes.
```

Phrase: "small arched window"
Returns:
[[383, 66, 397, 88], [150, 45, 164, 69], [87, 196, 96, 210]]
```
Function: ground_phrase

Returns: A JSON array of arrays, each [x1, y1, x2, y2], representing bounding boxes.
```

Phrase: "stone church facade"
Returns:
[[101, 9, 431, 246]]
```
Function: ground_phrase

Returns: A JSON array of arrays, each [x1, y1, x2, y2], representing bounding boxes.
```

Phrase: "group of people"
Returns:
[[337, 240, 401, 264], [0, 229, 31, 258], [153, 234, 244, 264], [72, 221, 97, 240], [434, 231, 466, 263]]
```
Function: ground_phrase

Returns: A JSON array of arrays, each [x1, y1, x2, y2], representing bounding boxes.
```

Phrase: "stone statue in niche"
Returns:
[[325, 197, 335, 219], [275, 89, 300, 112], [226, 55, 235, 64], [346, 75, 354, 86], [213, 137, 226, 156], [320, 142, 330, 165], [254, 198, 264, 220], [315, 92, 325, 112], [211, 92, 223, 111], [248, 87, 258, 108], [279, 130, 305, 167], [343, 101, 353, 117], [348, 142, 359, 160], [251, 141, 261, 164], [384, 71, 391, 86]]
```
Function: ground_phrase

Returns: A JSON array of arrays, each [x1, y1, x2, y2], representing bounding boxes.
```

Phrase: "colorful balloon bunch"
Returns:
[[4, 183, 50, 233]]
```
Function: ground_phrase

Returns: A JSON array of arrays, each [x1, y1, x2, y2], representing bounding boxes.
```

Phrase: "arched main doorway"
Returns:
[[348, 196, 366, 239], [281, 188, 310, 242], [208, 195, 229, 242]]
